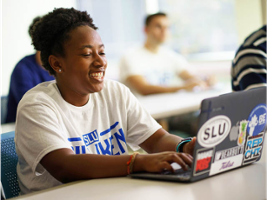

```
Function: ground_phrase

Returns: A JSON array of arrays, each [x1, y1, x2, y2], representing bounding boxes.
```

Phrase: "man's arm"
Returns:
[[126, 75, 200, 95], [179, 70, 216, 88]]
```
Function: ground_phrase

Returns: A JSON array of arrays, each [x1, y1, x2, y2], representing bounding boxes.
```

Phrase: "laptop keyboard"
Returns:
[[161, 167, 192, 177], [130, 165, 192, 181]]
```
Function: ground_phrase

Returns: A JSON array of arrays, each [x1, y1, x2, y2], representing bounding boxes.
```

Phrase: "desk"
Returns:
[[1, 123, 15, 133], [0, 84, 230, 133], [12, 142, 266, 200], [138, 83, 231, 120]]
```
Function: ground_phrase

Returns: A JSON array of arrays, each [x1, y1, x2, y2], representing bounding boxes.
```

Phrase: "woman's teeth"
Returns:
[[90, 72, 103, 80]]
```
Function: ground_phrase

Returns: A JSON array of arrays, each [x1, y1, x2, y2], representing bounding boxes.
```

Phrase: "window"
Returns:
[[77, 0, 147, 60], [157, 0, 238, 60], [78, 0, 238, 62]]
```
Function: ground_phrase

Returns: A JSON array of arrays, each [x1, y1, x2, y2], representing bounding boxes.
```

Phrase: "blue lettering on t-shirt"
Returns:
[[75, 146, 80, 154], [100, 122, 119, 136], [71, 145, 86, 154], [70, 121, 127, 155], [95, 144, 100, 154], [68, 137, 82, 142], [94, 128, 127, 155], [109, 135, 114, 155], [98, 138, 111, 155], [114, 128, 126, 154], [83, 130, 99, 146]]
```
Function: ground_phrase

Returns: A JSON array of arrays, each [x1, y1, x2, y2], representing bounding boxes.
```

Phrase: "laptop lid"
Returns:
[[191, 87, 266, 182]]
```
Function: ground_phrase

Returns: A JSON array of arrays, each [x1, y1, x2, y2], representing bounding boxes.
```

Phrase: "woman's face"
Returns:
[[57, 25, 107, 95]]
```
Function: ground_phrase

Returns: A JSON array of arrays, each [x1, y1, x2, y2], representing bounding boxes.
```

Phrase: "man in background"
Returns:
[[119, 12, 215, 132], [5, 17, 54, 123], [119, 12, 214, 96], [231, 25, 266, 91]]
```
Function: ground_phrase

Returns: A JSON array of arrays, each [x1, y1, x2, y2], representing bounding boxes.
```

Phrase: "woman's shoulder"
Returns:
[[19, 81, 58, 106], [102, 79, 131, 96]]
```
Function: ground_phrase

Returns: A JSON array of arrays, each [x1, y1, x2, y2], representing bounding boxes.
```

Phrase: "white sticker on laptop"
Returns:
[[197, 115, 231, 148], [210, 153, 243, 176]]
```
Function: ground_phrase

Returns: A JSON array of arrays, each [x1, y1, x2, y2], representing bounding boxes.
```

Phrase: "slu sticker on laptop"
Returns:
[[197, 115, 231, 148]]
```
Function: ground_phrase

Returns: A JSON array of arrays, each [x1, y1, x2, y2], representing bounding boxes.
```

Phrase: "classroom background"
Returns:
[[1, 0, 266, 99]]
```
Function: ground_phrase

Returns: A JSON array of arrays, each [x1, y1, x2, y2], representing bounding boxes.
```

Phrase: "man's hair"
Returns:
[[145, 12, 167, 26], [30, 8, 98, 75]]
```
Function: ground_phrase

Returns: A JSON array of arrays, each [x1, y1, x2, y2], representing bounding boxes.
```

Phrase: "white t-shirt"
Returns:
[[119, 46, 188, 92], [15, 79, 161, 194]]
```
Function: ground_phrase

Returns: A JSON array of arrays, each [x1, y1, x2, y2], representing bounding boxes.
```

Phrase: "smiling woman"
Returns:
[[49, 26, 107, 106], [15, 7, 196, 195]]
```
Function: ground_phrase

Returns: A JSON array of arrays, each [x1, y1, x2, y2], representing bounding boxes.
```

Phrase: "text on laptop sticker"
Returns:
[[193, 147, 214, 176], [243, 103, 267, 165], [243, 133, 264, 165], [246, 104, 266, 137], [209, 146, 244, 176], [197, 115, 231, 147]]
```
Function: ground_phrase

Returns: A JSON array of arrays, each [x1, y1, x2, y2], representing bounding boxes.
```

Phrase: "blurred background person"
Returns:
[[119, 12, 215, 96], [119, 12, 215, 132], [231, 25, 266, 91], [5, 16, 55, 123]]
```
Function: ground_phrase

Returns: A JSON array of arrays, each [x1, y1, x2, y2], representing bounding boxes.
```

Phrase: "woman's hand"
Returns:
[[183, 137, 196, 156], [133, 151, 193, 173]]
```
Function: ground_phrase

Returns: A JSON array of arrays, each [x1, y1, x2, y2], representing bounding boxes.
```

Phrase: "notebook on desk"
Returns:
[[130, 86, 267, 182]]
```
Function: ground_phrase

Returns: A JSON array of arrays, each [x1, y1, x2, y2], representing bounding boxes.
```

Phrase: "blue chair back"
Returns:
[[1, 96, 8, 124], [1, 131, 20, 199]]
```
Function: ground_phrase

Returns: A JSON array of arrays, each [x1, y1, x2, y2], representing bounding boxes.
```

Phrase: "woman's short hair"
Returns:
[[31, 8, 98, 75], [28, 16, 42, 38]]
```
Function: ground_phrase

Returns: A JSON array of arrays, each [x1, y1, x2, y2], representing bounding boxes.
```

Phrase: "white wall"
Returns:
[[1, 0, 77, 95], [235, 0, 264, 45]]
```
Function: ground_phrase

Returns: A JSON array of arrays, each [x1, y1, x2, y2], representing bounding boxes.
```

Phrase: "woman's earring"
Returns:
[[59, 69, 62, 72]]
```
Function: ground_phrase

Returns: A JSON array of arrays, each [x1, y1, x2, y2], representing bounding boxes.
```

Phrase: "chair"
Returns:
[[1, 96, 8, 124], [1, 131, 20, 199]]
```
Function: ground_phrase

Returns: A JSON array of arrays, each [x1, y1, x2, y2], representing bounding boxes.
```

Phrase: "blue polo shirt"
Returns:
[[5, 54, 54, 123]]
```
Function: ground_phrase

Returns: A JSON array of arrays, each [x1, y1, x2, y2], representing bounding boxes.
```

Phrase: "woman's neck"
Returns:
[[56, 81, 90, 107]]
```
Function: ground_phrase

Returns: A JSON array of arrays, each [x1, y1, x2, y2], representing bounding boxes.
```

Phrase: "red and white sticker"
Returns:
[[193, 147, 214, 176]]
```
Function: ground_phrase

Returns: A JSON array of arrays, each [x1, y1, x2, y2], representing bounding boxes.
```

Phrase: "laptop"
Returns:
[[130, 86, 267, 182]]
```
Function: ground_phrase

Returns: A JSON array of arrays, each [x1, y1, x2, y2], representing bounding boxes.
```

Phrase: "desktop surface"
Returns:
[[138, 84, 231, 120]]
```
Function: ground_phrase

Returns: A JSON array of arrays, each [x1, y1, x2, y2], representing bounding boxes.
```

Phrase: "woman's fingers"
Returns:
[[160, 161, 173, 172], [161, 152, 193, 171], [142, 151, 194, 173], [179, 153, 193, 168]]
